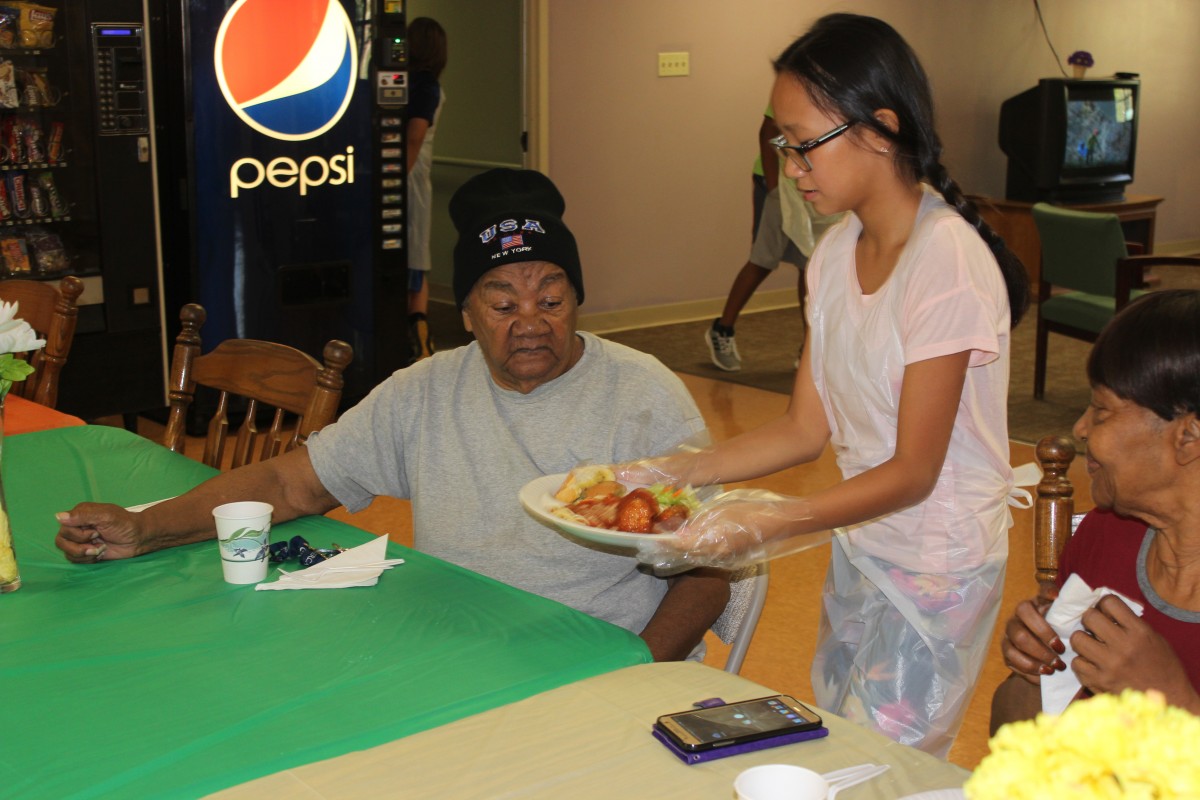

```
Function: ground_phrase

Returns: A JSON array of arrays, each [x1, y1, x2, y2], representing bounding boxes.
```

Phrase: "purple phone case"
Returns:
[[652, 724, 830, 765]]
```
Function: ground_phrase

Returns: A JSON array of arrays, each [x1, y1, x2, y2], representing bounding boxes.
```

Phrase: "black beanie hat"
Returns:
[[449, 168, 584, 308]]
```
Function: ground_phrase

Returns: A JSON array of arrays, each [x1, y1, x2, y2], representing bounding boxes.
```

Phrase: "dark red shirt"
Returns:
[[1058, 510, 1200, 693]]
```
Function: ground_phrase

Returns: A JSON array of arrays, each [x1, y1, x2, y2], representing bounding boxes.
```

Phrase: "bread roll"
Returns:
[[553, 466, 617, 503]]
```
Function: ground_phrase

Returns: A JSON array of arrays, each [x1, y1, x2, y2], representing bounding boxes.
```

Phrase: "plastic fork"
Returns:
[[820, 763, 891, 798]]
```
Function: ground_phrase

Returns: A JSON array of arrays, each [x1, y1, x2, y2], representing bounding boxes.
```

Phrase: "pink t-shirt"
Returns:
[[806, 187, 1013, 573]]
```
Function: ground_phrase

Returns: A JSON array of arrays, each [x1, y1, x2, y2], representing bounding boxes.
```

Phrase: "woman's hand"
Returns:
[[1001, 595, 1067, 684], [612, 454, 696, 488], [1072, 594, 1199, 712], [635, 493, 826, 573]]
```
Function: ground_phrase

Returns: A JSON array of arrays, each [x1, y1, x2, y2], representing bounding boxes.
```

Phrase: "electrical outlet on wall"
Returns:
[[658, 51, 690, 77]]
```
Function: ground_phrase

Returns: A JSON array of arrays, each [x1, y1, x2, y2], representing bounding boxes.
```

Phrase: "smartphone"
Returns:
[[654, 694, 823, 752]]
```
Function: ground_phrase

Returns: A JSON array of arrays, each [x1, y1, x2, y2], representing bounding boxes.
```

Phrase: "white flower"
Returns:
[[0, 300, 45, 355]]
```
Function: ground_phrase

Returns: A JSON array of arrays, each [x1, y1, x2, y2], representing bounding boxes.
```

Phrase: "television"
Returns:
[[999, 77, 1140, 204]]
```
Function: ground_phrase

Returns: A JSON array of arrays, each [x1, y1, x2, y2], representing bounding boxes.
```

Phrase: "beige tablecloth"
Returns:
[[212, 661, 968, 799]]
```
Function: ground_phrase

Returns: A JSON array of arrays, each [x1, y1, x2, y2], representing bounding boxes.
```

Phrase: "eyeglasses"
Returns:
[[770, 122, 854, 172]]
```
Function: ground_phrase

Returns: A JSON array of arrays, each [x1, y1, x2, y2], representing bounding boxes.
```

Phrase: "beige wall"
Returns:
[[545, 0, 1200, 320]]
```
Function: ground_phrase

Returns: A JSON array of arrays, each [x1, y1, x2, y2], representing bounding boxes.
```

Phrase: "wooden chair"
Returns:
[[1031, 203, 1200, 399], [163, 303, 354, 469], [988, 434, 1081, 734], [1033, 435, 1078, 597], [0, 275, 84, 408]]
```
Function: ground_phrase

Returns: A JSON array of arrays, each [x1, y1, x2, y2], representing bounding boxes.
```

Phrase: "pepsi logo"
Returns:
[[214, 0, 358, 142]]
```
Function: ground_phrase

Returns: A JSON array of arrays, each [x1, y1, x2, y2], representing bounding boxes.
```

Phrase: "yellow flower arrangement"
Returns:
[[965, 689, 1200, 799]]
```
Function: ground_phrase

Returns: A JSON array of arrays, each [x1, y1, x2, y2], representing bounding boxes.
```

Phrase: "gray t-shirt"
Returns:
[[307, 331, 707, 634]]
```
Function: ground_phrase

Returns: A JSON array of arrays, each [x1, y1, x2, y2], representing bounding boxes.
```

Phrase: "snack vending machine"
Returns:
[[0, 0, 167, 421]]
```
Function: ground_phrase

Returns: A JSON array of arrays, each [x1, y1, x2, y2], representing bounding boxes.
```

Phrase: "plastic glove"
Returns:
[[636, 488, 830, 573], [613, 453, 703, 487], [610, 431, 726, 488]]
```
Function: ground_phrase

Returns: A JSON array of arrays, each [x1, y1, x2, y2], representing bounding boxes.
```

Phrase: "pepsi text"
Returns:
[[229, 145, 355, 198]]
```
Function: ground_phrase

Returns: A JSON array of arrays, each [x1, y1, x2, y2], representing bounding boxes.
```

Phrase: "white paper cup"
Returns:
[[734, 764, 829, 800], [213, 501, 273, 585]]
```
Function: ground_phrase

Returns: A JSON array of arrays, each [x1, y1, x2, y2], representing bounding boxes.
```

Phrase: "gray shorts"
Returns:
[[749, 186, 806, 271]]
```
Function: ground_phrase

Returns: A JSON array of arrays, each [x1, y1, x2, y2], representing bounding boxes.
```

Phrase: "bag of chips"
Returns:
[[0, 6, 19, 49], [0, 234, 30, 274], [26, 227, 68, 273], [15, 2, 55, 49], [0, 59, 18, 109]]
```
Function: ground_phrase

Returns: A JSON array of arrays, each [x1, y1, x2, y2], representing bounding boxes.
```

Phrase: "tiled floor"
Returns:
[[117, 369, 1093, 771]]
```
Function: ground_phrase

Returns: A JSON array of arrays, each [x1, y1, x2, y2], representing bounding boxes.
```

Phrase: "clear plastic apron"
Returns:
[[811, 468, 1038, 757]]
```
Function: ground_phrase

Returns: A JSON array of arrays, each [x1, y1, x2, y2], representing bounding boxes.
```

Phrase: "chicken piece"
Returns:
[[651, 503, 690, 532], [615, 489, 660, 533]]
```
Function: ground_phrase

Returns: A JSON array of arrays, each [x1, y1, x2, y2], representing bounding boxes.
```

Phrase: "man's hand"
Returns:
[[55, 503, 144, 562]]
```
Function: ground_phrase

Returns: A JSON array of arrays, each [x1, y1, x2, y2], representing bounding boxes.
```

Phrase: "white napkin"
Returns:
[[126, 498, 175, 513], [255, 534, 405, 591], [1040, 572, 1144, 714]]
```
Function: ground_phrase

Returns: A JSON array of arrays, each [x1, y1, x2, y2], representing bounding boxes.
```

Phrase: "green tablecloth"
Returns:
[[0, 426, 651, 799]]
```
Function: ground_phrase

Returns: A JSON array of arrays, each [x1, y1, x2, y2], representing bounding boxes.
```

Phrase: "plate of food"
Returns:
[[519, 467, 700, 548]]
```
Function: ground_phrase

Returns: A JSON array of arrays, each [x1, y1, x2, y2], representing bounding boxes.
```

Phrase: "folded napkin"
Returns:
[[256, 534, 405, 591], [1041, 572, 1144, 714], [126, 498, 175, 513]]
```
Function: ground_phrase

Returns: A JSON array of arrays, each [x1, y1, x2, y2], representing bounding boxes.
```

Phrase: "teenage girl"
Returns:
[[622, 13, 1030, 756]]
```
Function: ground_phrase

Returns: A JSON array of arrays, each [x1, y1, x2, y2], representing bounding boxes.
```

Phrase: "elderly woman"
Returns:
[[992, 289, 1200, 730]]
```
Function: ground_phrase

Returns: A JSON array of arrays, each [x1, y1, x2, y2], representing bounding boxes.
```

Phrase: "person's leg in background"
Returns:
[[707, 182, 805, 372], [408, 270, 434, 361], [707, 175, 769, 372]]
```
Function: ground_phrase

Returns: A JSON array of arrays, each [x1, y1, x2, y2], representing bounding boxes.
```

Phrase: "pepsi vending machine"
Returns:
[[157, 0, 409, 403]]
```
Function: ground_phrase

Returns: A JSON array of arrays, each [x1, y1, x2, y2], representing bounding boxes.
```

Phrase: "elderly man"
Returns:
[[56, 168, 729, 661]]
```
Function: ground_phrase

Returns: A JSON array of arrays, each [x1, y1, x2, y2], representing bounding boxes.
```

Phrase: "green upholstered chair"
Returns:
[[1030, 203, 1200, 399]]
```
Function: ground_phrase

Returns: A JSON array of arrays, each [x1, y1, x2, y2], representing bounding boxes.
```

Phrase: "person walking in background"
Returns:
[[623, 13, 1029, 756], [405, 17, 447, 362], [706, 106, 842, 372]]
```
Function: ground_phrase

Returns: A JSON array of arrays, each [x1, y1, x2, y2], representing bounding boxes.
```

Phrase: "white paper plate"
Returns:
[[898, 790, 965, 800], [518, 473, 677, 549]]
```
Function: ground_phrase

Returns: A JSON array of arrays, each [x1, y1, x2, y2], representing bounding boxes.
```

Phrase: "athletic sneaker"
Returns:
[[409, 313, 435, 362], [706, 321, 741, 372]]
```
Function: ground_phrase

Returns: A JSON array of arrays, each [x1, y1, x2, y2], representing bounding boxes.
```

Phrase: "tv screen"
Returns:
[[1062, 85, 1136, 171], [999, 77, 1140, 203]]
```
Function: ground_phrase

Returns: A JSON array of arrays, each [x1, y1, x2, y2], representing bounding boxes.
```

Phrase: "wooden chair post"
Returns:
[[298, 339, 354, 444], [1034, 435, 1077, 596], [30, 275, 83, 408], [163, 303, 206, 454]]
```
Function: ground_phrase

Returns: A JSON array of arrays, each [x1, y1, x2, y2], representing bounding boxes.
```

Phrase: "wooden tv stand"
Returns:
[[969, 194, 1164, 289]]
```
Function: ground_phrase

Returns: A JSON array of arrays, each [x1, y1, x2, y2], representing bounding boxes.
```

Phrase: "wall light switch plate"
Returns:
[[658, 51, 690, 77]]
